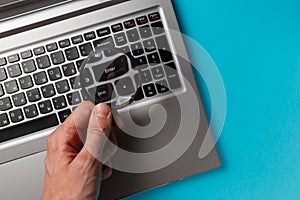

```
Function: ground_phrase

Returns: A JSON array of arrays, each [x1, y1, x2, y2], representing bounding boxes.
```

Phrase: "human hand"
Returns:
[[42, 102, 116, 200]]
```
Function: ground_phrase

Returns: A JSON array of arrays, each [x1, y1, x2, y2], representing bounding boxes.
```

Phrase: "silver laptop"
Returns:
[[0, 0, 220, 199]]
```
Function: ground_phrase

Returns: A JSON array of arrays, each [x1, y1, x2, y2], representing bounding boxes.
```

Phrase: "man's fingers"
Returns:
[[47, 101, 94, 152], [76, 103, 112, 164]]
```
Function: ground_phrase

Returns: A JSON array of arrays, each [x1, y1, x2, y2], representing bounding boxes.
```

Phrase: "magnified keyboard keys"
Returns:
[[164, 62, 181, 89], [143, 83, 157, 97], [4, 80, 19, 94], [131, 42, 144, 56], [0, 97, 12, 111], [12, 92, 27, 107], [22, 60, 36, 73], [53, 96, 67, 110], [114, 32, 128, 46], [143, 39, 156, 52], [92, 55, 129, 82], [0, 68, 7, 81], [36, 55, 51, 69], [88, 83, 114, 103], [151, 21, 164, 35], [147, 52, 161, 66], [93, 36, 114, 49], [156, 35, 173, 62], [140, 70, 152, 83], [149, 12, 161, 22], [139, 25, 152, 39], [151, 65, 165, 80], [7, 64, 22, 78], [9, 109, 24, 123], [115, 77, 135, 96], [0, 113, 9, 127], [24, 105, 38, 119], [156, 80, 169, 93], [50, 51, 65, 65], [38, 100, 53, 114], [19, 75, 33, 89], [26, 88, 41, 102], [65, 47, 79, 61], [126, 28, 140, 43]]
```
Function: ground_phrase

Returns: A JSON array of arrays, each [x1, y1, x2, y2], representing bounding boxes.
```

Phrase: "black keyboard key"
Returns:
[[33, 71, 48, 85], [38, 100, 53, 114], [111, 23, 123, 33], [4, 80, 19, 94], [19, 75, 33, 89], [79, 43, 93, 57], [156, 80, 169, 93], [126, 28, 140, 42], [156, 35, 173, 62], [9, 109, 24, 123], [55, 80, 70, 94], [131, 42, 144, 56], [143, 83, 157, 97], [53, 96, 67, 110], [0, 85, 4, 97], [0, 58, 6, 66], [0, 97, 12, 111], [65, 47, 79, 61], [139, 25, 152, 39], [164, 62, 181, 89], [33, 46, 45, 56], [62, 63, 76, 77], [20, 50, 33, 59], [84, 31, 96, 41], [41, 84, 56, 98], [114, 33, 128, 46], [71, 35, 83, 44], [46, 43, 58, 52], [69, 76, 82, 89], [0, 68, 7, 81], [115, 77, 135, 96], [88, 83, 115, 103], [0, 114, 59, 143], [50, 51, 65, 65], [96, 27, 111, 37], [36, 55, 51, 69], [67, 91, 82, 105], [92, 55, 129, 82], [48, 67, 62, 81], [136, 16, 148, 25], [93, 36, 115, 50], [0, 113, 9, 127], [143, 38, 156, 52], [151, 21, 165, 35], [22, 60, 37, 73], [59, 39, 71, 48], [24, 104, 38, 119], [140, 70, 152, 83], [58, 109, 71, 123], [124, 19, 136, 29], [149, 12, 161, 22], [7, 54, 20, 63], [151, 65, 165, 80], [12, 92, 27, 107], [134, 56, 148, 69], [7, 64, 22, 78], [26, 88, 41, 102], [147, 52, 161, 65]]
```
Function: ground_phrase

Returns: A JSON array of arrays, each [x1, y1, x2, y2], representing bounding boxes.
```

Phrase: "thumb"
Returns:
[[76, 103, 112, 164]]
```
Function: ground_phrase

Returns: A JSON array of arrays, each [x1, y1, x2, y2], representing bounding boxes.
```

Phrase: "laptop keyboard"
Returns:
[[0, 11, 183, 143]]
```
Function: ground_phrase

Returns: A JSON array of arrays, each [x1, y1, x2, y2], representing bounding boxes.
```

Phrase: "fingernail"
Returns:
[[95, 103, 110, 118]]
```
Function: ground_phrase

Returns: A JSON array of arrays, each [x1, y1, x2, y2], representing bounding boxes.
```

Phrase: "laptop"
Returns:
[[0, 0, 220, 199]]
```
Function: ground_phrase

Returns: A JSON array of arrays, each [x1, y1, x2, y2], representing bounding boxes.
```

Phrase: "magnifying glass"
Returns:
[[77, 46, 142, 110]]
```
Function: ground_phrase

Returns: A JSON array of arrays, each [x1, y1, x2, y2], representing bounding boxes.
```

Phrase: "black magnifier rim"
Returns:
[[79, 47, 141, 109]]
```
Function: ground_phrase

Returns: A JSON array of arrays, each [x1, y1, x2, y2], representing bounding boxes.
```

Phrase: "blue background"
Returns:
[[125, 0, 300, 199]]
